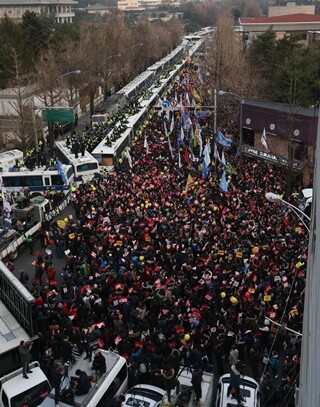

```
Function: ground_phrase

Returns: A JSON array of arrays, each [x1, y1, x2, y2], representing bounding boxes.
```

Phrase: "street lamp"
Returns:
[[266, 189, 314, 407], [103, 54, 122, 98], [218, 90, 243, 161], [265, 192, 310, 232], [298, 109, 320, 407], [47, 69, 81, 155], [56, 69, 81, 82]]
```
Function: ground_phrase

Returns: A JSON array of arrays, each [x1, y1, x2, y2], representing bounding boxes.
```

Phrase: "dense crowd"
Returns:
[[25, 65, 307, 407]]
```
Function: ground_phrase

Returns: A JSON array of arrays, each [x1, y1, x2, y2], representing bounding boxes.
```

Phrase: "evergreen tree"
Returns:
[[21, 11, 50, 70]]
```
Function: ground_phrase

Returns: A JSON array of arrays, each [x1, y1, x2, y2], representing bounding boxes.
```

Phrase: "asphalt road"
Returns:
[[12, 205, 76, 289]]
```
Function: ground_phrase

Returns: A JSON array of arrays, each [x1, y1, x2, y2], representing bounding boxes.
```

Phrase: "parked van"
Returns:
[[0, 361, 51, 407], [216, 374, 260, 407], [299, 188, 312, 218], [40, 349, 128, 407]]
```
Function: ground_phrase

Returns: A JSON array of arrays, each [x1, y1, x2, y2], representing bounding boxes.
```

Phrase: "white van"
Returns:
[[299, 188, 312, 217], [0, 149, 24, 171], [0, 361, 51, 407], [124, 384, 166, 407], [40, 349, 128, 407], [216, 374, 261, 407]]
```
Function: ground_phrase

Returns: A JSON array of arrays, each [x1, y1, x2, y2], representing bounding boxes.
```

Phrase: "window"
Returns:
[[66, 167, 74, 179], [11, 380, 51, 407], [96, 364, 127, 407], [51, 175, 64, 185], [76, 162, 98, 173]]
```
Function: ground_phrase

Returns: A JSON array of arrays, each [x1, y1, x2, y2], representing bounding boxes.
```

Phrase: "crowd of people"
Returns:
[[22, 64, 307, 407]]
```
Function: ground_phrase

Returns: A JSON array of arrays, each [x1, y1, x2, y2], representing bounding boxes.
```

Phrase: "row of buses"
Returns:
[[0, 142, 99, 195], [0, 32, 207, 195], [91, 34, 205, 169]]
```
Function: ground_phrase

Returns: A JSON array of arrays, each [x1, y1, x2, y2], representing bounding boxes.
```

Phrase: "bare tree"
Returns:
[[76, 24, 105, 117], [35, 47, 65, 154], [6, 50, 36, 151]]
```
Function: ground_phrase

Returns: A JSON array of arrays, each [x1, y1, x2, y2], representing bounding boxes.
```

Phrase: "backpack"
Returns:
[[60, 387, 74, 405]]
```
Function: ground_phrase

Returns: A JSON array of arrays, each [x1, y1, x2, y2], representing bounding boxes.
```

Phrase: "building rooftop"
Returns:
[[0, 0, 77, 5], [240, 13, 320, 25]]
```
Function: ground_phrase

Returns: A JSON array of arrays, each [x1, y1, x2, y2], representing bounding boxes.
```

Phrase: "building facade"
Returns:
[[0, 0, 78, 23], [240, 99, 317, 185]]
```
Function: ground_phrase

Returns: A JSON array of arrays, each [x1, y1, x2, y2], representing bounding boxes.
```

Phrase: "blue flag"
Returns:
[[56, 159, 68, 184], [219, 169, 228, 192], [216, 130, 232, 147], [202, 160, 210, 180]]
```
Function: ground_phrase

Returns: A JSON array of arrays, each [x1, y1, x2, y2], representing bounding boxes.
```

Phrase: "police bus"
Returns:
[[0, 149, 24, 171], [1, 164, 74, 194], [55, 141, 100, 183]]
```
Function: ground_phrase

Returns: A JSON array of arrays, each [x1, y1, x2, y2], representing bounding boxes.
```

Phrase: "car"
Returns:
[[124, 384, 166, 407], [216, 374, 261, 407], [299, 188, 312, 218]]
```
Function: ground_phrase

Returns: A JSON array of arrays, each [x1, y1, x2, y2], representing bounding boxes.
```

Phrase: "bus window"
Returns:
[[76, 162, 99, 173], [51, 175, 64, 185], [44, 177, 50, 186], [96, 364, 128, 407]]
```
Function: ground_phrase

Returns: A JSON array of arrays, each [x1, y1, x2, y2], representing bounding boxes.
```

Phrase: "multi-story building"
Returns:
[[0, 0, 78, 23]]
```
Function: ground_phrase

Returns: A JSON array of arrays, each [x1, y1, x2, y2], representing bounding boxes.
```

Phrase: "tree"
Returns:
[[272, 46, 320, 107], [0, 15, 22, 88], [76, 24, 106, 116], [21, 11, 50, 71], [247, 28, 278, 98], [35, 47, 66, 154], [6, 51, 36, 150]]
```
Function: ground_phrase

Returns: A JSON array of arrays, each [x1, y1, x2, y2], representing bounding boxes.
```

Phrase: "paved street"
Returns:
[[12, 206, 76, 289]]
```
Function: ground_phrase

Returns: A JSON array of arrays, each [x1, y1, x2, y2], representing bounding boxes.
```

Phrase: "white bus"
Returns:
[[1, 164, 74, 194], [55, 140, 100, 183], [0, 149, 24, 171]]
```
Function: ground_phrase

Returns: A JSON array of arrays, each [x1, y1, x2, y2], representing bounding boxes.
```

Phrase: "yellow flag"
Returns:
[[185, 174, 195, 192]]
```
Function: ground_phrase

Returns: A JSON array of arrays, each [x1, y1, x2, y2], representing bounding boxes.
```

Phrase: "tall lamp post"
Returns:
[[194, 63, 220, 138], [56, 69, 81, 82], [218, 90, 243, 161], [265, 185, 318, 407], [297, 107, 320, 407], [47, 69, 81, 155], [103, 54, 121, 99], [265, 192, 310, 232]]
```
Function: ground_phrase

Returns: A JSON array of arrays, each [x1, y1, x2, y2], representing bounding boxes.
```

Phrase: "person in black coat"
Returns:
[[73, 369, 91, 395], [91, 349, 106, 374], [60, 335, 73, 363], [191, 364, 203, 402], [51, 362, 64, 406]]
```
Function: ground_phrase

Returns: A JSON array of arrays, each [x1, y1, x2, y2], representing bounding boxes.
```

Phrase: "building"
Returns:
[[0, 0, 78, 23], [268, 4, 315, 17], [239, 13, 320, 38], [118, 0, 141, 11], [85, 2, 112, 15], [240, 99, 317, 185]]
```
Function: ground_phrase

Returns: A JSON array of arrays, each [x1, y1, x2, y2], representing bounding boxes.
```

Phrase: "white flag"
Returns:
[[203, 143, 211, 167], [185, 92, 191, 106], [126, 150, 132, 169], [0, 176, 11, 225], [197, 124, 203, 158], [178, 148, 182, 168], [164, 123, 174, 159], [170, 115, 175, 133], [144, 135, 149, 155], [261, 128, 268, 150], [221, 149, 226, 166], [214, 143, 221, 162], [180, 126, 185, 142]]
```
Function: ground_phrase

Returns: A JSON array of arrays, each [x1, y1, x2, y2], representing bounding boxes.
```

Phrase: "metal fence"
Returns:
[[0, 260, 35, 337]]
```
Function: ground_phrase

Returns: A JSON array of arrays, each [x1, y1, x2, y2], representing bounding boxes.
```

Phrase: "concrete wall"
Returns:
[[268, 5, 315, 17]]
